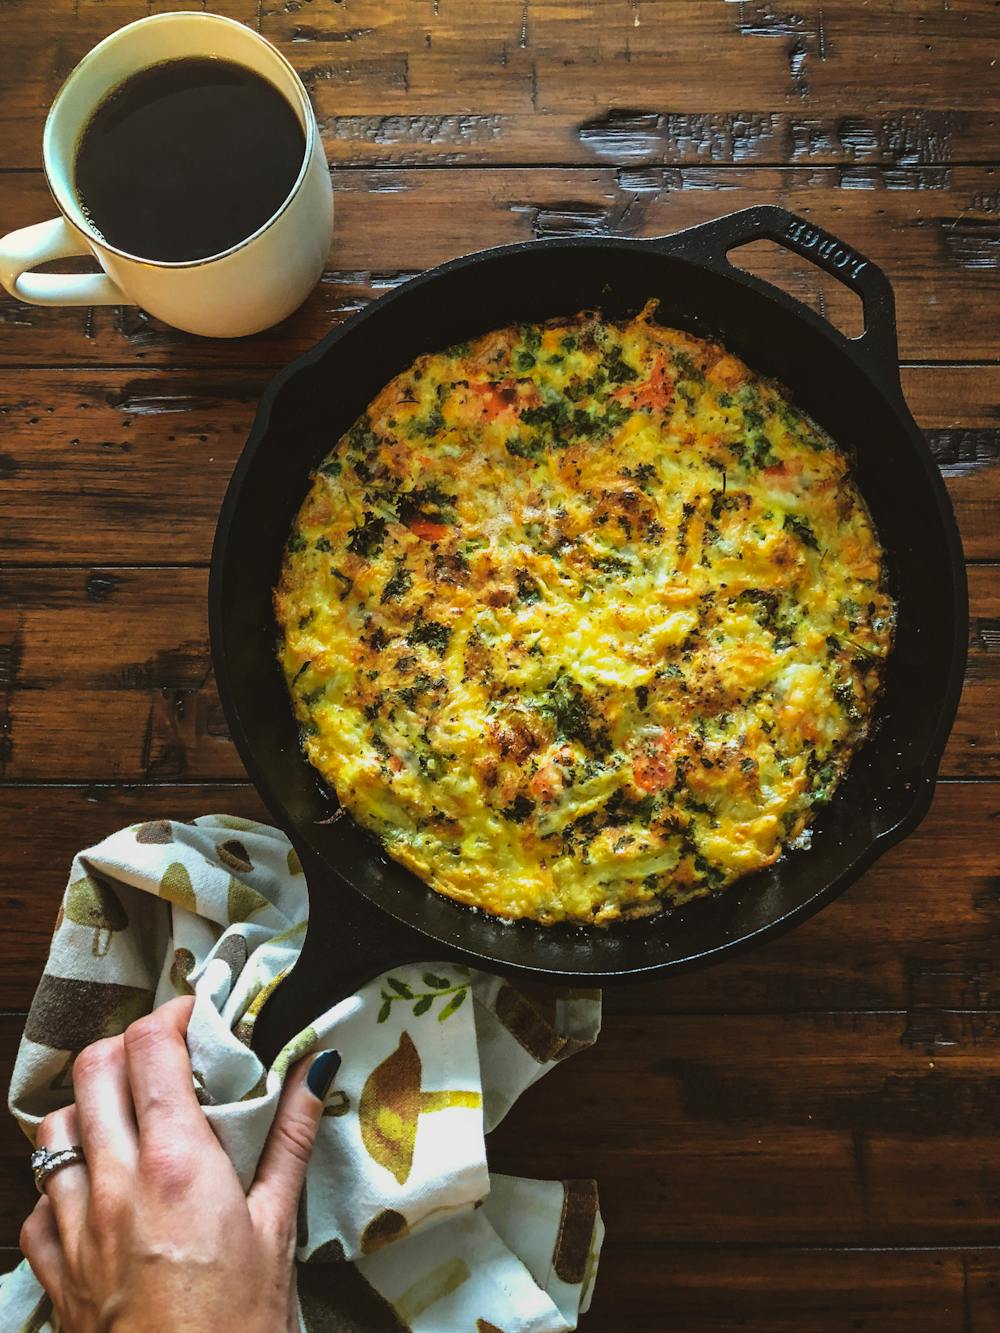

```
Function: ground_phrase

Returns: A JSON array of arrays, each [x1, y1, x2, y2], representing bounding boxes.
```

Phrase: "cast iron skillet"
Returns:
[[210, 205, 967, 1064]]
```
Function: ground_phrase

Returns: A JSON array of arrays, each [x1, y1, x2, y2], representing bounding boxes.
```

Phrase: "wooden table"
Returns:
[[1, 2, 998, 1328]]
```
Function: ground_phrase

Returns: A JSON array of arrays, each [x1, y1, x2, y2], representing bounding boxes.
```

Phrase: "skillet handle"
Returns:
[[648, 204, 901, 396], [252, 842, 438, 1067]]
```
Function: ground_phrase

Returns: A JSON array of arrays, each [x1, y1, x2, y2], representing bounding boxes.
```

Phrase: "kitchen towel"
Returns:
[[0, 815, 603, 1332]]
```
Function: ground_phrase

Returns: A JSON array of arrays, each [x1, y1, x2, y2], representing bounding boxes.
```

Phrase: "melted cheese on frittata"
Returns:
[[275, 307, 894, 925]]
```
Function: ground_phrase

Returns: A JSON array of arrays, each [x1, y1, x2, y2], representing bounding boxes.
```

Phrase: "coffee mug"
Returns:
[[0, 12, 333, 338]]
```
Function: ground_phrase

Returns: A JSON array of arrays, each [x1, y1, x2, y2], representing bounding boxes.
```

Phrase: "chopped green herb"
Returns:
[[783, 512, 821, 552], [347, 512, 387, 558], [502, 794, 534, 823], [413, 407, 446, 437], [516, 571, 541, 603], [540, 674, 610, 755], [407, 613, 453, 658], [604, 353, 638, 383], [506, 433, 543, 461], [381, 563, 412, 604], [330, 568, 353, 600]]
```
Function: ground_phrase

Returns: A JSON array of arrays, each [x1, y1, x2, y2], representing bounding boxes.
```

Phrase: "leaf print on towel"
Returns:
[[477, 1322, 507, 1333], [64, 873, 128, 957], [287, 845, 304, 876], [361, 1208, 409, 1254], [298, 1259, 409, 1331], [134, 819, 173, 844], [169, 947, 196, 995], [217, 839, 253, 873], [376, 974, 469, 1024], [25, 976, 151, 1051], [227, 875, 269, 924], [159, 861, 196, 913], [553, 1179, 600, 1285], [359, 1031, 481, 1185]]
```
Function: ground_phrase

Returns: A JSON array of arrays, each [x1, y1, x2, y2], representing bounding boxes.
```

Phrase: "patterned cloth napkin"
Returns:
[[0, 816, 604, 1332]]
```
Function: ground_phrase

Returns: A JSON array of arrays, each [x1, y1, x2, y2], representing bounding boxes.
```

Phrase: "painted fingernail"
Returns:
[[306, 1049, 341, 1102]]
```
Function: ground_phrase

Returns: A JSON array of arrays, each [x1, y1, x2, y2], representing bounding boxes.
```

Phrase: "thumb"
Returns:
[[249, 1049, 340, 1227]]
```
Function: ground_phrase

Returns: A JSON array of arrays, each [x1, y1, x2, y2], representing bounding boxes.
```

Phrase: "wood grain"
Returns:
[[588, 1246, 1000, 1333], [0, 780, 994, 1015], [2, 166, 1000, 365], [2, 0, 999, 169], [0, 364, 995, 563]]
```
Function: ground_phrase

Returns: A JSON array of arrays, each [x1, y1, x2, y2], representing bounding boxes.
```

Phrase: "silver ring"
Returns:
[[30, 1145, 87, 1195]]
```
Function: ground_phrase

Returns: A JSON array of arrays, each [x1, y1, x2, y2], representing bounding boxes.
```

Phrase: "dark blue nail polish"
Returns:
[[307, 1049, 341, 1101]]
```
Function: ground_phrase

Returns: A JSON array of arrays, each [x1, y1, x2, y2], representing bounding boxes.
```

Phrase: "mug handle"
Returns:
[[0, 216, 131, 307]]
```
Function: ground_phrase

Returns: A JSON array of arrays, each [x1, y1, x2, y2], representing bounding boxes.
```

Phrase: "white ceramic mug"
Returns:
[[0, 12, 333, 338]]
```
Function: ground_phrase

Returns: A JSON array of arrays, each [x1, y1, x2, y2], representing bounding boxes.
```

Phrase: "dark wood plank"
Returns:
[[0, 565, 994, 781], [2, 166, 1000, 365], [487, 1011, 1000, 1246], [0, 568, 239, 782], [0, 781, 995, 1016], [903, 365, 1000, 563], [0, 370, 271, 565], [3, 0, 999, 168], [588, 1246, 987, 1333], [0, 364, 995, 563]]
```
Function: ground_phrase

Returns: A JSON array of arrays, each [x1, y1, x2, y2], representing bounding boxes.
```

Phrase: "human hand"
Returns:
[[19, 996, 340, 1332]]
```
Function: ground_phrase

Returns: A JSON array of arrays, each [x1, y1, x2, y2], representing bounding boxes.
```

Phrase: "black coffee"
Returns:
[[74, 57, 306, 263]]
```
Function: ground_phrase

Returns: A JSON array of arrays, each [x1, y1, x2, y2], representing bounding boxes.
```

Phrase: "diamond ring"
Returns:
[[30, 1145, 87, 1195]]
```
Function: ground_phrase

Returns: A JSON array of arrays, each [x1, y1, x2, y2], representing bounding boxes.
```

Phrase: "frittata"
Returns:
[[275, 305, 895, 925]]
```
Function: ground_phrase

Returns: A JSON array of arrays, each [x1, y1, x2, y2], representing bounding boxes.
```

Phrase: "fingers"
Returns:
[[249, 1050, 340, 1230], [20, 1197, 69, 1311], [122, 997, 212, 1149], [35, 1105, 88, 1252], [73, 1035, 138, 1175]]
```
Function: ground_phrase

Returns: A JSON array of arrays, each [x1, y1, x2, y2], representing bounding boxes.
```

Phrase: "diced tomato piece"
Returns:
[[763, 458, 803, 489], [617, 355, 674, 412], [408, 519, 450, 542], [470, 380, 518, 420], [631, 730, 677, 792], [529, 763, 563, 803]]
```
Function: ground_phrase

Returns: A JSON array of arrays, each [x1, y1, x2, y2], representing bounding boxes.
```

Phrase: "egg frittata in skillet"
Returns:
[[275, 305, 895, 925]]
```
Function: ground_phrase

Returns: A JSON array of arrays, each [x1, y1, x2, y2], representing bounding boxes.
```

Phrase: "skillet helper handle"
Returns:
[[649, 204, 901, 394], [252, 842, 434, 1067]]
